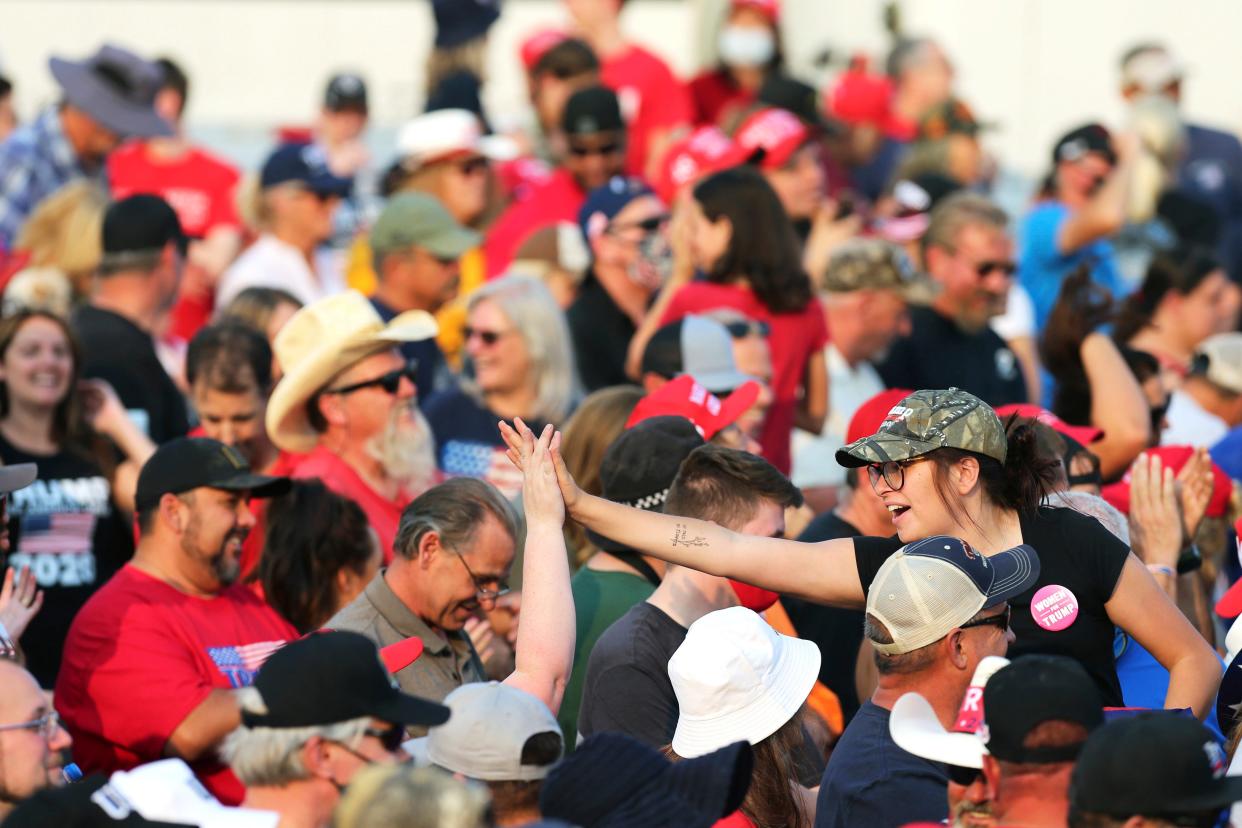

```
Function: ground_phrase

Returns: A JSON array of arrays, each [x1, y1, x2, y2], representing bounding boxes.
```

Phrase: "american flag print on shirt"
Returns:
[[207, 640, 286, 688], [440, 440, 524, 499]]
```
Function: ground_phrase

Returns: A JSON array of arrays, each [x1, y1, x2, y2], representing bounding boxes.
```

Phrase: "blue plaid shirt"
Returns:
[[0, 107, 105, 252]]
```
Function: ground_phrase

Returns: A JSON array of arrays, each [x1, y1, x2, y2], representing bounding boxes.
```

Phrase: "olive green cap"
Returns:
[[820, 238, 938, 304], [836, 387, 1006, 467], [370, 192, 481, 260]]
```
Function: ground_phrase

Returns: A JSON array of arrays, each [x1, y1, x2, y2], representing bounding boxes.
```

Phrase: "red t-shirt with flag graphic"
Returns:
[[55, 565, 295, 804]]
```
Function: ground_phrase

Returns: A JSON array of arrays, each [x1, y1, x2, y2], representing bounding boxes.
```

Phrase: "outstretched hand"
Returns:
[[500, 418, 581, 519], [0, 566, 42, 653]]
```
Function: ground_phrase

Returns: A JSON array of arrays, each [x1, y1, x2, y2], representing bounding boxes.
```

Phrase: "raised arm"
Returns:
[[499, 419, 866, 608], [504, 425, 577, 713]]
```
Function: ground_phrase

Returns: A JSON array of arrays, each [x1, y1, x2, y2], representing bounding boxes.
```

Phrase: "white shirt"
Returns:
[[1162, 389, 1228, 447], [791, 343, 885, 488], [216, 234, 345, 308], [990, 283, 1036, 342]]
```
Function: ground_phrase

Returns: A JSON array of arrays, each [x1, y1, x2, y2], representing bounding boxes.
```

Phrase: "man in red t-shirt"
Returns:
[[566, 0, 692, 179], [485, 85, 628, 278], [54, 437, 295, 805], [108, 57, 243, 343], [265, 291, 440, 559]]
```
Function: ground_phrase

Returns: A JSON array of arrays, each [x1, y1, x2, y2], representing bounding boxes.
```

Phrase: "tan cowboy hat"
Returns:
[[266, 290, 438, 453]]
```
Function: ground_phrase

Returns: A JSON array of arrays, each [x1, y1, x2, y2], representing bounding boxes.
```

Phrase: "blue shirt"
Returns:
[[0, 107, 104, 251], [1179, 123, 1242, 278], [814, 700, 948, 828], [1019, 201, 1127, 332]]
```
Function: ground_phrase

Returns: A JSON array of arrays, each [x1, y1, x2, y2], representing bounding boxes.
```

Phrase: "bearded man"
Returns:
[[266, 291, 440, 559]]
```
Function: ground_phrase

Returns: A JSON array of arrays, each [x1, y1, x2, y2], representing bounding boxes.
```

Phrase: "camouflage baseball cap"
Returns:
[[835, 387, 1007, 468], [819, 238, 938, 304]]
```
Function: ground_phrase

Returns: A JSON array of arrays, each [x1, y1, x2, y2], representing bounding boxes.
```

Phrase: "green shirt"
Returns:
[[559, 566, 656, 748]]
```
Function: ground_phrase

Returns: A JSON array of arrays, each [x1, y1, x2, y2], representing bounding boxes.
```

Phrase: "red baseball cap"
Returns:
[[734, 107, 810, 171], [1100, 445, 1232, 518], [846, 389, 914, 445], [653, 126, 745, 204], [995, 404, 1104, 447], [626, 374, 761, 441], [732, 0, 779, 21], [520, 27, 569, 71], [316, 630, 425, 673], [827, 59, 893, 127], [1218, 518, 1242, 618]]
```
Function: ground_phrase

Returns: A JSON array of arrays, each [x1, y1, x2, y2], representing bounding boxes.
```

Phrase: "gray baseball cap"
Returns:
[[641, 315, 753, 394], [404, 682, 563, 781], [370, 192, 481, 260]]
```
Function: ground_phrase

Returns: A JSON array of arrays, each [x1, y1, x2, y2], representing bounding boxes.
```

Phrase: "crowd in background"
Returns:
[[1, 0, 1242, 825]]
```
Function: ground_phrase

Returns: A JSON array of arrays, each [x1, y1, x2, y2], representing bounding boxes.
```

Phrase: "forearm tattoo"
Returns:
[[671, 523, 709, 548]]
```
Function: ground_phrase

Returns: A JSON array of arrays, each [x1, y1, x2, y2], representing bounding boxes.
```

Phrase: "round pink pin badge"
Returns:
[[1030, 584, 1079, 632]]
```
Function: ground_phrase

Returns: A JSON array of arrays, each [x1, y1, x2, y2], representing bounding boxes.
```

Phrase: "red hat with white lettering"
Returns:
[[653, 126, 746, 204], [1100, 445, 1231, 518], [626, 374, 760, 441], [734, 107, 810, 171], [846, 389, 914, 445]]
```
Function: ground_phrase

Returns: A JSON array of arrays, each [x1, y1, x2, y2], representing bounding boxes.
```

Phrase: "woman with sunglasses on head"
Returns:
[[0, 310, 155, 688], [425, 275, 579, 500], [499, 386, 1221, 718], [661, 166, 828, 475]]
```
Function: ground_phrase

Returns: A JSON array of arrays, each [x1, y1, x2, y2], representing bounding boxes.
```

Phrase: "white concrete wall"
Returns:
[[1, 0, 1239, 178]]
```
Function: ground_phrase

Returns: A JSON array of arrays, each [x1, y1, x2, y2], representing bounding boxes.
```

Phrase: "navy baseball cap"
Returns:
[[579, 176, 659, 242], [260, 142, 353, 197]]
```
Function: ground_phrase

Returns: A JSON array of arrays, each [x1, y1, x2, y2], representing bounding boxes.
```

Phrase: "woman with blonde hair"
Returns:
[[1, 180, 107, 311], [424, 274, 579, 500]]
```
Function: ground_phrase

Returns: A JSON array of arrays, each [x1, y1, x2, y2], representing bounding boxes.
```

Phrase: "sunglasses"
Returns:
[[326, 359, 418, 396], [463, 326, 511, 347], [959, 604, 1012, 634], [454, 156, 489, 176], [947, 763, 982, 787], [364, 724, 406, 752], [568, 142, 623, 158], [975, 260, 1017, 277], [607, 214, 669, 237], [723, 320, 771, 339], [866, 456, 931, 493]]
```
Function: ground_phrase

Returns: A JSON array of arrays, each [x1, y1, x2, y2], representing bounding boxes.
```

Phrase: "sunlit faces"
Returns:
[[0, 661, 72, 803], [387, 245, 462, 314], [763, 143, 824, 221], [948, 771, 993, 828], [929, 223, 1014, 331], [855, 288, 913, 361], [1056, 152, 1113, 202], [687, 196, 733, 274], [0, 316, 74, 410], [427, 514, 516, 632], [273, 185, 340, 244], [465, 299, 531, 397], [175, 487, 255, 592], [869, 454, 960, 542], [1170, 268, 1233, 350], [564, 131, 627, 192], [325, 349, 416, 445], [192, 385, 270, 470], [593, 195, 667, 285], [434, 156, 490, 226]]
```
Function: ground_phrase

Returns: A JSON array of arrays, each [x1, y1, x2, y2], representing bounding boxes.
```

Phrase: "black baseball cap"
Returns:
[[590, 416, 703, 552], [134, 437, 289, 512], [324, 72, 368, 113], [1053, 123, 1116, 166], [757, 74, 843, 136], [562, 86, 624, 136], [243, 631, 450, 729], [101, 195, 188, 261], [260, 142, 353, 197], [982, 655, 1103, 764], [1069, 713, 1242, 820]]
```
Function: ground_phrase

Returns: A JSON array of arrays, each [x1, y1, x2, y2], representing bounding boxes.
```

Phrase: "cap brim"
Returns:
[[1218, 579, 1242, 619], [372, 691, 451, 729], [714, 381, 762, 434], [0, 463, 36, 494], [689, 369, 756, 396], [305, 172, 353, 199], [836, 432, 940, 468], [663, 740, 753, 818], [889, 692, 986, 769], [380, 636, 425, 673], [421, 225, 483, 260], [1159, 776, 1242, 813], [213, 473, 290, 501], [983, 543, 1041, 606]]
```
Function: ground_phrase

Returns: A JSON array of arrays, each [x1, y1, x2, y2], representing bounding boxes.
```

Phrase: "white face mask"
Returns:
[[718, 25, 775, 68]]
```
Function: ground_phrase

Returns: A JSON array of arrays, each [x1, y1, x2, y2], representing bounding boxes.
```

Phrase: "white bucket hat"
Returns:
[[265, 290, 437, 453], [669, 606, 820, 758]]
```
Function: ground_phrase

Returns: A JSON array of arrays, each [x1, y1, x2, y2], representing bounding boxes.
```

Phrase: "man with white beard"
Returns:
[[266, 290, 441, 560]]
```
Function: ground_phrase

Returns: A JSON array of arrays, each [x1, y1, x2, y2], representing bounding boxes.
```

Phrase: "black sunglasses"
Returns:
[[607, 213, 669, 237], [326, 359, 418, 396], [463, 326, 510, 347], [723, 320, 771, 339], [959, 605, 1011, 634], [569, 142, 623, 157], [947, 763, 982, 787], [454, 156, 489, 176], [364, 724, 406, 752], [975, 260, 1017, 277]]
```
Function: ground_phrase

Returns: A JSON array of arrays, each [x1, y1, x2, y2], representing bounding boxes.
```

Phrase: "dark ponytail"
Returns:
[[1112, 249, 1221, 344]]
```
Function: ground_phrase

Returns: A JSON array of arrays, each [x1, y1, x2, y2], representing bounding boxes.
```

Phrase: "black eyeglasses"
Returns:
[[947, 763, 982, 787], [326, 359, 418, 396], [959, 605, 1011, 634], [975, 260, 1017, 277], [723, 320, 771, 339], [456, 553, 511, 603], [866, 456, 930, 493], [364, 724, 406, 752], [453, 156, 489, 176], [463, 326, 511, 347], [568, 142, 623, 157], [607, 214, 669, 237]]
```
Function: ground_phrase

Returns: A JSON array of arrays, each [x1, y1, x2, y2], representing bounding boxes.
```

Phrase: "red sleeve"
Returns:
[[807, 296, 829, 352], [642, 60, 693, 130], [205, 167, 242, 232]]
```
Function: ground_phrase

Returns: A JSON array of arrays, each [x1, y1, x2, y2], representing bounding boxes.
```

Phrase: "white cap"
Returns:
[[888, 655, 1010, 769], [1195, 333, 1242, 394], [404, 682, 563, 781], [669, 607, 820, 758], [396, 109, 517, 168], [100, 759, 278, 827], [1122, 47, 1185, 93]]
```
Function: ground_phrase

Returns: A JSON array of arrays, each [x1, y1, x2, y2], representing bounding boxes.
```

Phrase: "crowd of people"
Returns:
[[1, 0, 1242, 825]]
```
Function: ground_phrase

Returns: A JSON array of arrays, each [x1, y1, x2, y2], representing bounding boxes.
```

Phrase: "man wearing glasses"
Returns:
[[266, 291, 440, 559], [0, 659, 72, 820]]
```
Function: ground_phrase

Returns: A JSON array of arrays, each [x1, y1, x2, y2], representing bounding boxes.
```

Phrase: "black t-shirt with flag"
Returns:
[[1, 435, 134, 687], [852, 505, 1129, 706]]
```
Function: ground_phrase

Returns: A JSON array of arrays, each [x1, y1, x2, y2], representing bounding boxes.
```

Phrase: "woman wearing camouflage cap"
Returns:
[[499, 388, 1219, 718]]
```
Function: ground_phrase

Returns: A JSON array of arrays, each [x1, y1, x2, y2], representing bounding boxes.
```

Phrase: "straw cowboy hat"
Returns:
[[266, 290, 437, 453]]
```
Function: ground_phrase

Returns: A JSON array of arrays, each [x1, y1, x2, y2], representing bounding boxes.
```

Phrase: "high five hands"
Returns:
[[499, 418, 582, 523]]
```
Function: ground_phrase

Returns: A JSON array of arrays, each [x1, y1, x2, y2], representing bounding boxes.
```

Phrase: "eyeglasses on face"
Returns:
[[326, 359, 418, 396], [0, 710, 62, 739], [568, 142, 623, 158], [959, 604, 1011, 634], [866, 456, 931, 493], [463, 326, 511, 347], [974, 260, 1018, 278], [722, 320, 771, 339], [453, 156, 489, 176], [606, 213, 669, 239], [456, 552, 511, 603]]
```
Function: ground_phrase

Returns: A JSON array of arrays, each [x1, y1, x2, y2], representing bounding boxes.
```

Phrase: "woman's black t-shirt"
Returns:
[[853, 505, 1130, 706], [0, 435, 134, 687]]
